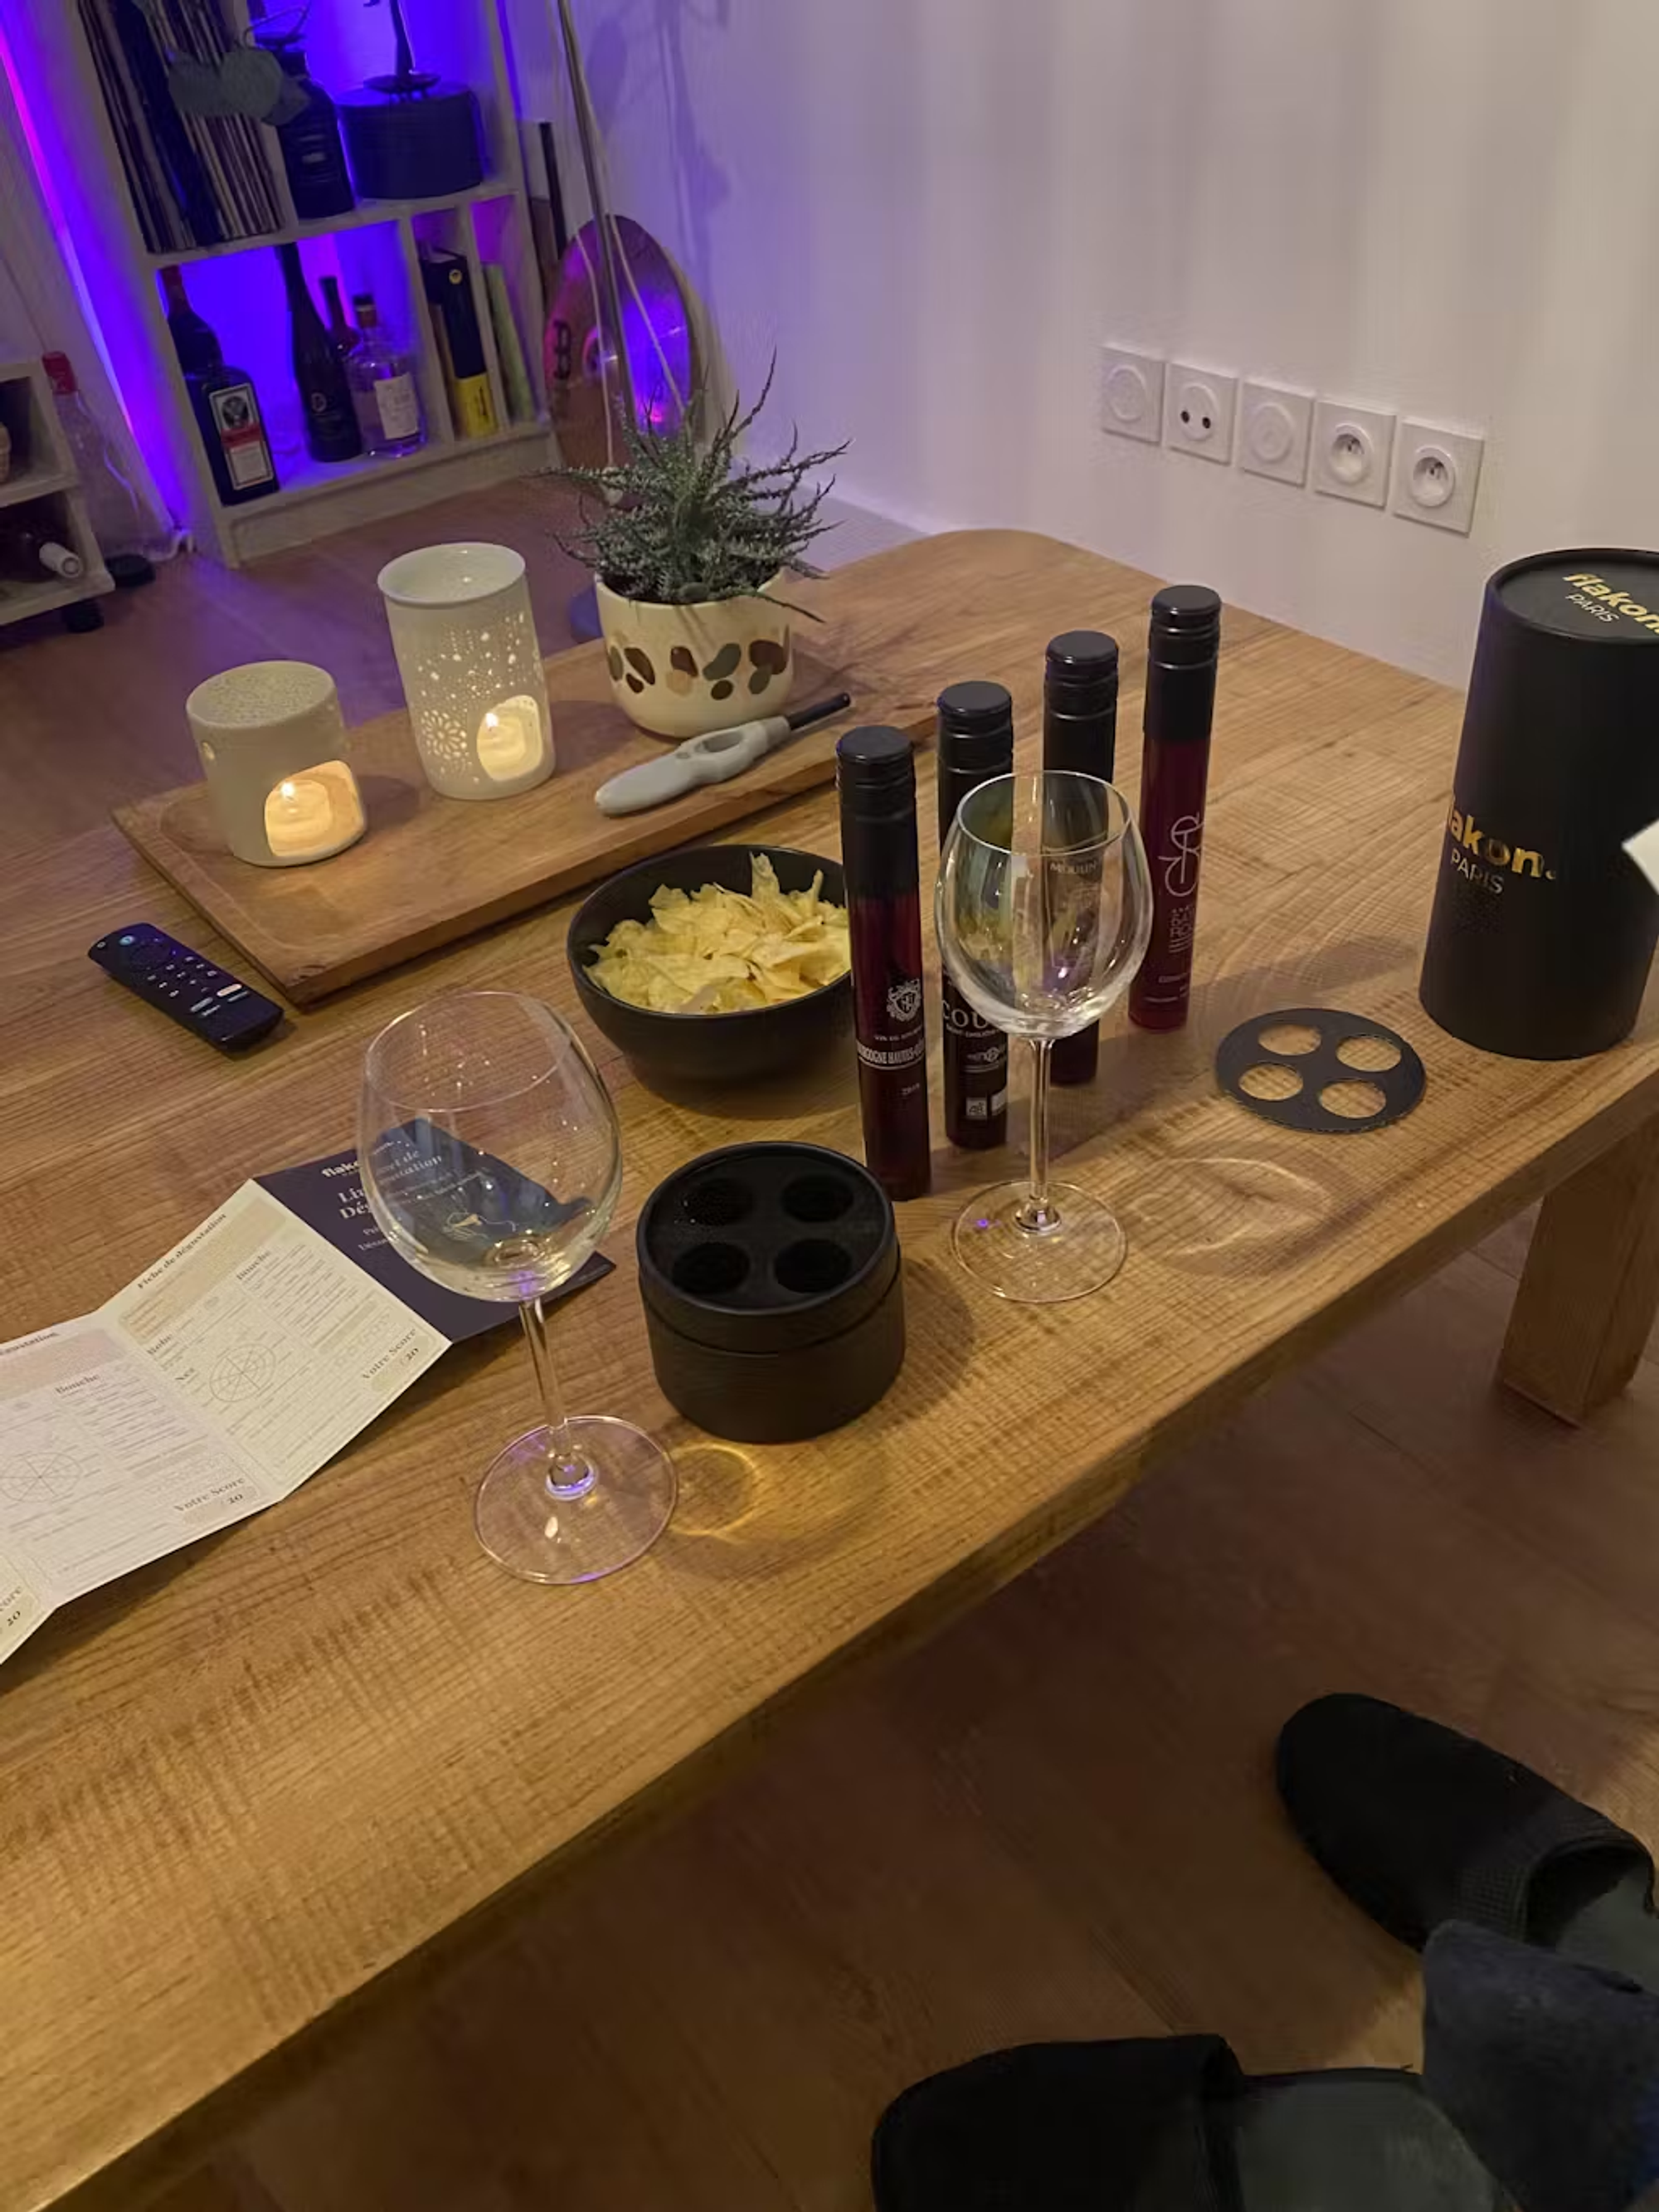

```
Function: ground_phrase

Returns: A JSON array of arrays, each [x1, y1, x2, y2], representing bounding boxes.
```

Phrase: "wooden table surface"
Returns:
[[5, 530, 1659, 2212]]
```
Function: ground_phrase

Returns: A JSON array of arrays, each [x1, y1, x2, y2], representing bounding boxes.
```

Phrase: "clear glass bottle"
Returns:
[[346, 292, 426, 457], [42, 353, 172, 557]]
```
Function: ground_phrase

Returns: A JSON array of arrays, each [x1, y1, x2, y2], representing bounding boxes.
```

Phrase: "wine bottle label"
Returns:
[[209, 385, 275, 489], [373, 373, 420, 442]]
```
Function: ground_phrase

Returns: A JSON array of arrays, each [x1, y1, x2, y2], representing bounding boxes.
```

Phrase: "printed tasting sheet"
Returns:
[[0, 1148, 612, 1665]]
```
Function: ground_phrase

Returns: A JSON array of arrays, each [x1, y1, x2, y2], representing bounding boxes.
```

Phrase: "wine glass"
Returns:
[[358, 991, 675, 1583], [937, 772, 1152, 1303]]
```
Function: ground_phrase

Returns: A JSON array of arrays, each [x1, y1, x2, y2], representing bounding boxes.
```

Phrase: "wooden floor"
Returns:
[[12, 491, 1658, 2210]]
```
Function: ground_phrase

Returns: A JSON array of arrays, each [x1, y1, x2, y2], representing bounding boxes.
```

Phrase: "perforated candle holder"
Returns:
[[187, 660, 366, 869], [377, 543, 556, 801]]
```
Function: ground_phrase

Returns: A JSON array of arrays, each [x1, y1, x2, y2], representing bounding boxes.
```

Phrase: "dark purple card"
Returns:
[[255, 1148, 613, 1342]]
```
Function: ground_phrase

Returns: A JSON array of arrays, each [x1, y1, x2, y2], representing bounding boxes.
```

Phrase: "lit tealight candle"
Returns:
[[475, 696, 546, 782], [263, 771, 360, 861]]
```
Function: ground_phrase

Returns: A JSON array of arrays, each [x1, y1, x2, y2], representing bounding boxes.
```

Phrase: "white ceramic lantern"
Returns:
[[187, 660, 366, 868], [377, 543, 555, 801]]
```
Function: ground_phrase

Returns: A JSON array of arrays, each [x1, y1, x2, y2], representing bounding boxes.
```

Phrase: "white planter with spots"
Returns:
[[595, 572, 795, 739]]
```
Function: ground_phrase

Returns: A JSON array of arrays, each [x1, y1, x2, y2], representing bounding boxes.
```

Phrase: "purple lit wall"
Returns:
[[0, 0, 195, 527]]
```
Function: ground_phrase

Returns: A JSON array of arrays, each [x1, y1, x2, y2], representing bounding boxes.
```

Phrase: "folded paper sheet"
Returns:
[[0, 1152, 610, 1664]]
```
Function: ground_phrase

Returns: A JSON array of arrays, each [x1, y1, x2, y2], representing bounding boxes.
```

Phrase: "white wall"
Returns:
[[505, 0, 1659, 684]]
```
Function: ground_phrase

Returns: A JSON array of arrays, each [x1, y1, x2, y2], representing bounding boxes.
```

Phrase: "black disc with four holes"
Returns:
[[1215, 1007, 1427, 1134]]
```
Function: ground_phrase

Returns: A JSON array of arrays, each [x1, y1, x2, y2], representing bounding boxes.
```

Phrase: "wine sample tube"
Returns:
[[837, 726, 932, 1201], [1129, 586, 1222, 1031], [1044, 631, 1120, 1084], [937, 681, 1014, 1148]]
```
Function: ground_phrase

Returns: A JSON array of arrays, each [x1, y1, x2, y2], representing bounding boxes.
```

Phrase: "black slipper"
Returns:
[[871, 2034, 1506, 2211], [1277, 1693, 1659, 1987], [1423, 1921, 1659, 2212]]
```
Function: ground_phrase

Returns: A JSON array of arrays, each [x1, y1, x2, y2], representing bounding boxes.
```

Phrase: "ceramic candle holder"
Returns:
[[377, 543, 555, 801], [187, 660, 366, 868]]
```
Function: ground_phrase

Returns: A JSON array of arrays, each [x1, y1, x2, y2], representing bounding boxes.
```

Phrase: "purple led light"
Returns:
[[0, 10, 133, 439]]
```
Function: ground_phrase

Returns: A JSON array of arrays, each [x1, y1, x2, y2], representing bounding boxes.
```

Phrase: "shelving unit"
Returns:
[[6, 0, 554, 567], [0, 358, 114, 630]]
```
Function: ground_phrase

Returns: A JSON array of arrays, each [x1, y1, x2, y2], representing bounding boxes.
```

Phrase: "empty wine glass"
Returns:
[[937, 772, 1152, 1303], [358, 991, 675, 1582]]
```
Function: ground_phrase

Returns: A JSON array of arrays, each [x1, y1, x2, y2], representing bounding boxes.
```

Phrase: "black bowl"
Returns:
[[567, 844, 853, 1086]]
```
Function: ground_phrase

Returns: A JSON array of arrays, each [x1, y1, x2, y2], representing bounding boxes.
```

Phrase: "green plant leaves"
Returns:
[[552, 365, 848, 612]]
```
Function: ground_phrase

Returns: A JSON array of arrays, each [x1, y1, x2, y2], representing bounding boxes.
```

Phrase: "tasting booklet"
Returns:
[[0, 1150, 611, 1664]]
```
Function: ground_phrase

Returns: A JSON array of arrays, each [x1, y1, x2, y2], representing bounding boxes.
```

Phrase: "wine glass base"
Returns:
[[952, 1181, 1129, 1304], [474, 1417, 677, 1584]]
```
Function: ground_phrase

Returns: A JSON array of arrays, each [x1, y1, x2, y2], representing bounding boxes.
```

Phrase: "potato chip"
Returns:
[[588, 855, 851, 1015]]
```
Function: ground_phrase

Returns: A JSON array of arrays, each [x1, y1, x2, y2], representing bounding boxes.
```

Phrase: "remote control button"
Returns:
[[217, 985, 242, 997]]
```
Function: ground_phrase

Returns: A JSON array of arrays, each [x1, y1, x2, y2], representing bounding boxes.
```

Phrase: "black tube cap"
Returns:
[[937, 680, 1014, 778], [836, 724, 915, 806], [1046, 630, 1119, 680], [1150, 585, 1222, 665], [937, 680, 1012, 733], [1045, 630, 1120, 714]]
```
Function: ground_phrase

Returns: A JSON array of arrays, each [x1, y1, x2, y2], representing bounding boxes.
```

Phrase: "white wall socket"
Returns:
[[1098, 346, 1165, 444], [1238, 380, 1313, 486], [1390, 420, 1485, 534], [1164, 363, 1238, 463], [1311, 400, 1396, 507]]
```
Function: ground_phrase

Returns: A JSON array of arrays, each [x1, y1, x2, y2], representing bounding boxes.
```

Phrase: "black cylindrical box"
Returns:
[[1419, 549, 1659, 1059], [338, 86, 485, 202], [636, 1143, 905, 1444]]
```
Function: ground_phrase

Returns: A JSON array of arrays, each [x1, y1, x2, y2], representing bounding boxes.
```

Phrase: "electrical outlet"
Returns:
[[1238, 381, 1313, 486], [1098, 346, 1165, 444], [1390, 420, 1485, 534], [1164, 363, 1237, 463], [1311, 400, 1395, 507]]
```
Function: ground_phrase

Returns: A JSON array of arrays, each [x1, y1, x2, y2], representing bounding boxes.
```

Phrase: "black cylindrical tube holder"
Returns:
[[1419, 550, 1659, 1059], [636, 1143, 905, 1444]]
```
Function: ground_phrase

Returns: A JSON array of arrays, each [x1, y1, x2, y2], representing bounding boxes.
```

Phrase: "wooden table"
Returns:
[[4, 532, 1658, 2212]]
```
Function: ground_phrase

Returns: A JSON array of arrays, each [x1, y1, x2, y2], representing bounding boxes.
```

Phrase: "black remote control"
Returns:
[[88, 923, 284, 1051]]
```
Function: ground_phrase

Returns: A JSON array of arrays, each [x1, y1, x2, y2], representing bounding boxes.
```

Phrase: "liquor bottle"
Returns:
[[0, 519, 84, 582], [837, 726, 932, 1201], [321, 277, 360, 360], [936, 680, 1013, 1148], [1044, 631, 1120, 1084], [277, 246, 362, 465], [41, 353, 167, 558], [160, 266, 221, 379], [192, 362, 281, 507], [257, 35, 355, 221], [345, 291, 426, 457], [154, 279, 279, 507], [1129, 586, 1223, 1032]]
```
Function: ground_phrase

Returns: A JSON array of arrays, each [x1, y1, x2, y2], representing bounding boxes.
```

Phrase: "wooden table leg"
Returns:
[[1500, 1113, 1659, 1423]]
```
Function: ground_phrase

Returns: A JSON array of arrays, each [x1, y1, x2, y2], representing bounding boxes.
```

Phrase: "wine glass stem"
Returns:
[[1016, 1038, 1062, 1235], [520, 1299, 595, 1499]]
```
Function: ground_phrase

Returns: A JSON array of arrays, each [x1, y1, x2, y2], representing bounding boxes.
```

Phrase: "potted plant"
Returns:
[[554, 372, 848, 740]]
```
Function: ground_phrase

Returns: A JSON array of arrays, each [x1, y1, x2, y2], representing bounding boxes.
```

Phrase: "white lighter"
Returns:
[[594, 694, 852, 816]]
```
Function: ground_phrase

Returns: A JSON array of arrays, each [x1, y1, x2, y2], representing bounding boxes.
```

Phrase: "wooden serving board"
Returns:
[[114, 633, 931, 1005]]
